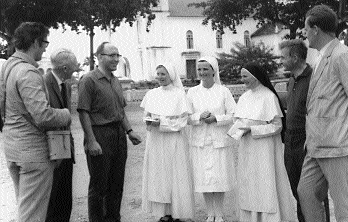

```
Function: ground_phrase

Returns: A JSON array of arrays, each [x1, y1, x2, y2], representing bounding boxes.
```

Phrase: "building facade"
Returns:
[[108, 0, 260, 80]]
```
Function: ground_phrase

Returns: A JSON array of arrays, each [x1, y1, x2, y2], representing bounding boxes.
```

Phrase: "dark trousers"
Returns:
[[46, 158, 74, 222], [86, 122, 127, 222], [284, 131, 307, 222]]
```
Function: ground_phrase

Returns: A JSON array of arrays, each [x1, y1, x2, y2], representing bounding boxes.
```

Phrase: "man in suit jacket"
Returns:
[[44, 48, 79, 222], [297, 5, 348, 222]]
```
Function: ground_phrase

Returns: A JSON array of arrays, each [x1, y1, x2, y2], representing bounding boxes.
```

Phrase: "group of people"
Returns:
[[1, 3, 348, 222], [0, 22, 141, 222], [141, 55, 294, 222], [141, 4, 348, 222]]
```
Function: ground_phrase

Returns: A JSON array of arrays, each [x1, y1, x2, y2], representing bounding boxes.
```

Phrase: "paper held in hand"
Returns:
[[143, 116, 159, 122], [47, 130, 71, 160], [227, 119, 255, 141]]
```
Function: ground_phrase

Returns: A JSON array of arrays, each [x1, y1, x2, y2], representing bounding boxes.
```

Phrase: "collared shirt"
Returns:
[[0, 51, 71, 162], [314, 39, 334, 73], [77, 68, 126, 126], [51, 70, 63, 91], [286, 64, 312, 131]]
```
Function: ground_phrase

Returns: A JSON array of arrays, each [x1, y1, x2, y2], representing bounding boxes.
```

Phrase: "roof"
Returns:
[[168, 0, 204, 17], [250, 22, 285, 38]]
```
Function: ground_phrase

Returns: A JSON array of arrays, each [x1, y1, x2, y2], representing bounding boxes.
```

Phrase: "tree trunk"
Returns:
[[289, 26, 297, 39], [89, 26, 95, 71]]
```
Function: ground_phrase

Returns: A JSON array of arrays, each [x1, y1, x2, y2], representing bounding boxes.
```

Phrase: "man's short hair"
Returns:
[[279, 39, 308, 61], [12, 22, 49, 51], [306, 4, 338, 33], [95, 42, 110, 56], [50, 48, 75, 70]]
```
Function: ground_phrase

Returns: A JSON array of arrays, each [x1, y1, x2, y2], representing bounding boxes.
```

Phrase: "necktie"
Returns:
[[60, 82, 68, 108]]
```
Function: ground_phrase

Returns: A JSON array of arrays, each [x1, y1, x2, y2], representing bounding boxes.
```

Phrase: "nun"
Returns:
[[141, 63, 195, 222], [229, 62, 296, 222], [187, 56, 237, 222]]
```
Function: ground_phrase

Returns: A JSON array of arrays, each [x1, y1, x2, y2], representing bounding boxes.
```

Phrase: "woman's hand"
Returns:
[[146, 119, 160, 127], [203, 114, 217, 124], [238, 126, 251, 135], [200, 111, 211, 121], [151, 119, 160, 127]]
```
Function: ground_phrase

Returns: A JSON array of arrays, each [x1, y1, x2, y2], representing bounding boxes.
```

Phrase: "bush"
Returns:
[[218, 42, 280, 84], [131, 80, 159, 89]]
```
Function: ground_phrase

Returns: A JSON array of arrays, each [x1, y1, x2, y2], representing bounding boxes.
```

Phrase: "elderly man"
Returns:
[[78, 42, 142, 222], [297, 4, 348, 222], [44, 48, 79, 222], [0, 22, 71, 222]]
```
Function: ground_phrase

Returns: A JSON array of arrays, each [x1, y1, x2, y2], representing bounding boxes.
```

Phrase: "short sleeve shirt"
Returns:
[[77, 68, 126, 126]]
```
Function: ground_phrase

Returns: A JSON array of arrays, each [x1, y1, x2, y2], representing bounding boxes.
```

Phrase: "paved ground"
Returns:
[[0, 102, 336, 222]]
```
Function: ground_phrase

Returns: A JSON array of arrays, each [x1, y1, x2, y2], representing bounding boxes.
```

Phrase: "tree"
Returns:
[[218, 42, 279, 84], [189, 0, 340, 39], [0, 0, 158, 67], [59, 0, 158, 70], [0, 0, 67, 56]]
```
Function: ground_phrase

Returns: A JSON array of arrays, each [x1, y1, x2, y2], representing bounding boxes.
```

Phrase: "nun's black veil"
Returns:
[[243, 62, 286, 142]]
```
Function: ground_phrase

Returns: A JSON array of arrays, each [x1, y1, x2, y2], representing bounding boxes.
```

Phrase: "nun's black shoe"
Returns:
[[158, 215, 173, 222]]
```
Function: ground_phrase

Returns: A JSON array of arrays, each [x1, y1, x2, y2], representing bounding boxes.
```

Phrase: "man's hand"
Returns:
[[85, 140, 102, 156], [203, 114, 217, 124], [128, 131, 142, 145]]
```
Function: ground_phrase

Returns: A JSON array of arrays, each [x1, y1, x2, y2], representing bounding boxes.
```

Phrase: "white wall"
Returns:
[[108, 13, 259, 80], [41, 15, 260, 81]]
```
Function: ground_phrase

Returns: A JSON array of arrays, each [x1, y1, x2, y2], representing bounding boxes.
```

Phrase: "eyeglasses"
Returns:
[[101, 53, 122, 59], [42, 40, 49, 46]]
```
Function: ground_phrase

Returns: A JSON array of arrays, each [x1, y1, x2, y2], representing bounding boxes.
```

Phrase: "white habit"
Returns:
[[187, 83, 237, 193], [141, 84, 195, 219], [232, 85, 296, 222]]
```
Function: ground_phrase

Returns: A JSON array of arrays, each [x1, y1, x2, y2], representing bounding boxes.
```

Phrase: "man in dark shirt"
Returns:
[[77, 42, 141, 222], [280, 39, 311, 222]]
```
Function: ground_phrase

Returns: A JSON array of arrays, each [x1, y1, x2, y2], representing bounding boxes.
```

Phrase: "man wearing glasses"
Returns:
[[0, 22, 71, 221], [78, 42, 142, 222]]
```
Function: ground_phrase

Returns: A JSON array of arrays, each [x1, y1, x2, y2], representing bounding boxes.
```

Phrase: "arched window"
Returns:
[[216, 31, 223, 48], [244, 30, 251, 47], [186, 30, 194, 49]]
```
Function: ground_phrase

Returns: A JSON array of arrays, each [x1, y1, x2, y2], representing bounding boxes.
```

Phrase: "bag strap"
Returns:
[[1, 57, 25, 122]]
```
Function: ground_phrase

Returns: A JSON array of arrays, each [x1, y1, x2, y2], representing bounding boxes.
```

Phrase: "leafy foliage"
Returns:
[[60, 0, 158, 34], [218, 42, 279, 84], [0, 0, 158, 59], [189, 0, 340, 39]]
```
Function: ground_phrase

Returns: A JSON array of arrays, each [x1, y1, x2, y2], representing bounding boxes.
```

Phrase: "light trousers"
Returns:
[[7, 161, 54, 222], [298, 154, 348, 222]]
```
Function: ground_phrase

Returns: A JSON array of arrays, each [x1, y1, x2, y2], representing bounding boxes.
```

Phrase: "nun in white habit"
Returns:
[[187, 56, 236, 222], [228, 62, 296, 222], [141, 63, 195, 222]]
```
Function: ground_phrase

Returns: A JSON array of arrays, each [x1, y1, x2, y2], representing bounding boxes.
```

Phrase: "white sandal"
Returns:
[[214, 216, 226, 222], [205, 216, 215, 222]]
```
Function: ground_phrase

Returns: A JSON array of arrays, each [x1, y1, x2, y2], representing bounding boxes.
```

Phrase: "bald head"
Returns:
[[95, 42, 120, 74]]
